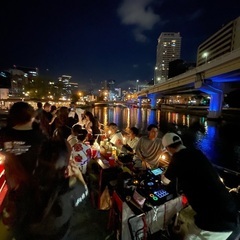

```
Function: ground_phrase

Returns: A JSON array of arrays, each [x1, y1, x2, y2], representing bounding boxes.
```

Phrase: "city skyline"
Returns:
[[1, 0, 240, 90]]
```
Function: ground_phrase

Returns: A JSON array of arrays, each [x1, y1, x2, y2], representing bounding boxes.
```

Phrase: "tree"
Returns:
[[71, 92, 79, 103]]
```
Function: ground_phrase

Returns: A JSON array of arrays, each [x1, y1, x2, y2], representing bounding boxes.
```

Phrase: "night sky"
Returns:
[[1, 0, 240, 90]]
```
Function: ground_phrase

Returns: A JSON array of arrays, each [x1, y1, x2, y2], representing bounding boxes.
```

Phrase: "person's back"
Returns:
[[161, 132, 239, 239], [34, 102, 43, 122], [1, 127, 46, 174], [4, 138, 88, 240], [169, 147, 238, 231], [0, 102, 46, 175], [54, 106, 77, 140], [39, 102, 53, 137], [71, 128, 91, 174], [25, 179, 85, 240]]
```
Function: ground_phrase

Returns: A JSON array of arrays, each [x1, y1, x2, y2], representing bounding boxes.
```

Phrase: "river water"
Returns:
[[92, 106, 240, 176]]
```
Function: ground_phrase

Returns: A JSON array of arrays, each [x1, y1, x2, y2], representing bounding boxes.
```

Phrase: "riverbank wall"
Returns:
[[160, 104, 240, 121]]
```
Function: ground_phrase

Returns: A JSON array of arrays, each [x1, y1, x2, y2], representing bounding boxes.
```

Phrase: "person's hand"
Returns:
[[161, 173, 171, 185], [144, 161, 151, 169], [68, 160, 79, 176], [68, 160, 86, 186]]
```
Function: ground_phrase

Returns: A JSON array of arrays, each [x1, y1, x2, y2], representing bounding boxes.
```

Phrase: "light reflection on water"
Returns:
[[93, 106, 240, 172]]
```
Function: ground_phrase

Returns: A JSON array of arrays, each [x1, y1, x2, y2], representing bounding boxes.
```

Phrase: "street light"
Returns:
[[78, 92, 82, 102], [136, 79, 139, 91], [202, 52, 209, 63]]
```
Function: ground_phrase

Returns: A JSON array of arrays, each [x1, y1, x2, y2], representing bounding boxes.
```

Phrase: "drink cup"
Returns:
[[112, 147, 117, 157], [91, 148, 98, 159], [87, 133, 92, 140], [100, 146, 106, 156], [106, 151, 112, 160], [109, 156, 115, 167]]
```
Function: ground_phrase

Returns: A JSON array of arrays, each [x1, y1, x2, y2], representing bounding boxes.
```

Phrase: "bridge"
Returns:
[[137, 48, 240, 119], [93, 101, 128, 108]]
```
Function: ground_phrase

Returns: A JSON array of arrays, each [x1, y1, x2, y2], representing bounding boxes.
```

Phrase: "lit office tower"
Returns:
[[154, 32, 181, 84]]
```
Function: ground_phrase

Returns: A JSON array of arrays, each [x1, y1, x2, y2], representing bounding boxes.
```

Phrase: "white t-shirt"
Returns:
[[126, 136, 140, 152], [110, 132, 123, 148]]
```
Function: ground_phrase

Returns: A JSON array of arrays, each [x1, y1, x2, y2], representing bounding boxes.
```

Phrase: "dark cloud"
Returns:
[[117, 0, 161, 42]]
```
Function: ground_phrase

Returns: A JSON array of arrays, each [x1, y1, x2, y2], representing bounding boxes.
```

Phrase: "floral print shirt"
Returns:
[[71, 142, 91, 174]]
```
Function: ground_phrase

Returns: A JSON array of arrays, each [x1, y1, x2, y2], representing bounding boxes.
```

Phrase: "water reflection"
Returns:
[[92, 106, 240, 172]]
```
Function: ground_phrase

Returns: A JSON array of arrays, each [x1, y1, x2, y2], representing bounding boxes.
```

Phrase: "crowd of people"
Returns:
[[0, 100, 239, 240], [101, 121, 239, 239], [0, 101, 100, 239]]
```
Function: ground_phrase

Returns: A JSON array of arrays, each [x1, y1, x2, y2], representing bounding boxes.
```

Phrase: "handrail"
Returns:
[[212, 164, 240, 177]]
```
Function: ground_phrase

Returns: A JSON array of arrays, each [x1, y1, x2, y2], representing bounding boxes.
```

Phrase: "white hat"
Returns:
[[162, 132, 182, 148], [67, 136, 78, 147]]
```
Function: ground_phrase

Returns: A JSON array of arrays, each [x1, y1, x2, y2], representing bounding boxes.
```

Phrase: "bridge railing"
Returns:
[[137, 47, 240, 97]]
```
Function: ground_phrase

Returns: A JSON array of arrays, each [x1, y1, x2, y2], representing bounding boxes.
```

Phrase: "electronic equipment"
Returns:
[[118, 153, 133, 163], [148, 188, 173, 205], [133, 168, 174, 206], [151, 168, 163, 176], [137, 184, 174, 206]]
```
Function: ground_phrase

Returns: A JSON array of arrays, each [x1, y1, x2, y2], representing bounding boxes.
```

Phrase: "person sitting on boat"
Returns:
[[107, 122, 124, 149], [161, 132, 239, 240], [67, 124, 82, 147], [135, 124, 163, 169], [84, 111, 101, 142], [122, 127, 140, 154], [70, 128, 92, 174]]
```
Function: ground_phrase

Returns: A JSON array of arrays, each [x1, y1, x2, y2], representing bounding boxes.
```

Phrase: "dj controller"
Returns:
[[131, 168, 176, 207]]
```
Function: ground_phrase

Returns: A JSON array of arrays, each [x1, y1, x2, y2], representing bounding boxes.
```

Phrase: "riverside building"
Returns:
[[197, 16, 240, 66]]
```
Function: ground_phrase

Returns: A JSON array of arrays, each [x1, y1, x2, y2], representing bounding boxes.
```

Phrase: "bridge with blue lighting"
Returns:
[[137, 48, 240, 119]]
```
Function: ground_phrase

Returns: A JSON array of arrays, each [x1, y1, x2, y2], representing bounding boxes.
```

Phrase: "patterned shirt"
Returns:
[[71, 142, 91, 174]]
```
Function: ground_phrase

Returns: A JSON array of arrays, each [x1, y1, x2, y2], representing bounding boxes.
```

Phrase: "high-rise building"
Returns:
[[154, 32, 182, 84], [197, 16, 240, 66], [58, 75, 78, 100], [8, 66, 38, 97]]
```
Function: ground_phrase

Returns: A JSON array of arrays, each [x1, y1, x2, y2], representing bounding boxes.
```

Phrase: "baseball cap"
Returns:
[[162, 132, 182, 148]]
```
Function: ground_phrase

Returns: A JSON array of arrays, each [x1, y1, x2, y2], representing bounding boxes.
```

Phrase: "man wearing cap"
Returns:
[[161, 132, 239, 240]]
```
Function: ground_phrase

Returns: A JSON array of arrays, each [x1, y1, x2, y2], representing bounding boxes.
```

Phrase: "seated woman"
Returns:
[[71, 128, 92, 174], [107, 122, 124, 149], [122, 127, 140, 154], [84, 111, 101, 144], [2, 138, 88, 240]]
